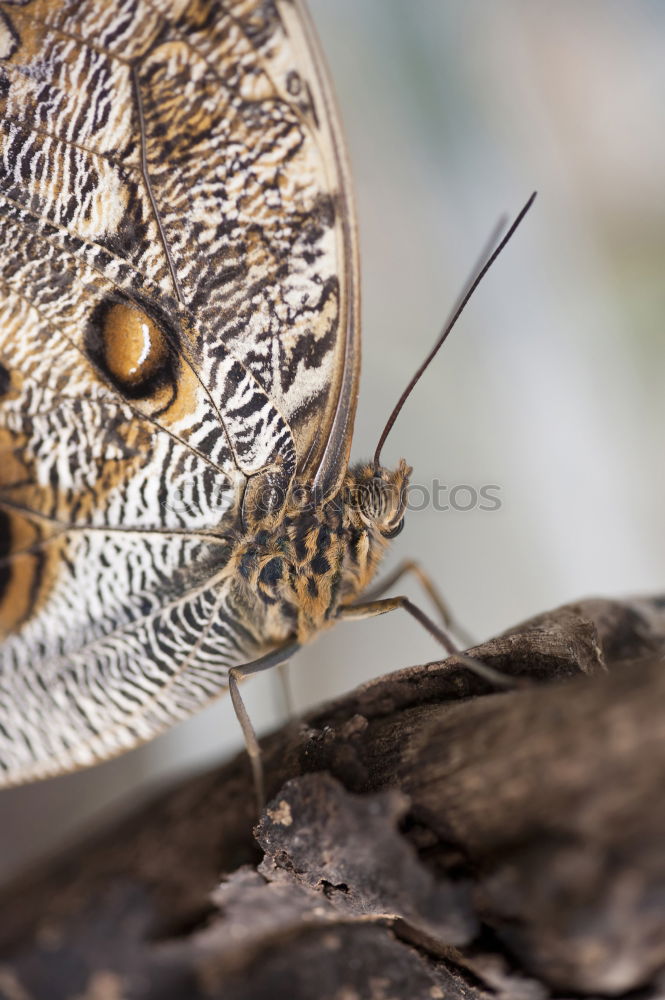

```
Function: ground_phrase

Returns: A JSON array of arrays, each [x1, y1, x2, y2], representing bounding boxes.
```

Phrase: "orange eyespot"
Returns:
[[101, 303, 168, 389], [86, 298, 178, 404], [0, 508, 56, 637]]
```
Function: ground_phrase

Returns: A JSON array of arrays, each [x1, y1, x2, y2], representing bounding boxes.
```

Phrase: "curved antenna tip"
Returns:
[[373, 192, 537, 469]]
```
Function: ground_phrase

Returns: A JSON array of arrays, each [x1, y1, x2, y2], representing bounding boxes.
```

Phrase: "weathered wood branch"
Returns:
[[1, 596, 665, 1000]]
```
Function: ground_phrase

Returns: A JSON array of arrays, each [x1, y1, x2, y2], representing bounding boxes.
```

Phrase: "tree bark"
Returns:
[[1, 595, 665, 1000]]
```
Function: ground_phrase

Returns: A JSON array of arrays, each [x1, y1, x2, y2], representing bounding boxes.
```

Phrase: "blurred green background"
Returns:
[[2, 0, 663, 882]]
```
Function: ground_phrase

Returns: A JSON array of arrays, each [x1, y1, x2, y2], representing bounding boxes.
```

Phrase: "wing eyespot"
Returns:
[[0, 361, 10, 397], [0, 509, 10, 604], [0, 509, 50, 637], [101, 303, 168, 393], [85, 298, 179, 404]]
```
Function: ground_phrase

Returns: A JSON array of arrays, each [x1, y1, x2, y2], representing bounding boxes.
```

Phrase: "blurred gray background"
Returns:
[[2, 0, 664, 883]]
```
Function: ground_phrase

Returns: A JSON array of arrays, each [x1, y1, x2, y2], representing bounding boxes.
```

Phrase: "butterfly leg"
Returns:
[[229, 641, 301, 814], [276, 660, 296, 721], [358, 559, 476, 648], [339, 597, 513, 688]]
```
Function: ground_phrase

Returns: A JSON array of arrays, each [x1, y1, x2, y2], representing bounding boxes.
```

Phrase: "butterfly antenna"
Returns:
[[373, 191, 537, 469]]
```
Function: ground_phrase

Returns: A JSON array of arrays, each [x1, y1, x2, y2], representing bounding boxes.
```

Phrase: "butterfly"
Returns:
[[0, 0, 528, 803]]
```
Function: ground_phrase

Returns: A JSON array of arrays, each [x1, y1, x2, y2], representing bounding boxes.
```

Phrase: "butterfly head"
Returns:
[[345, 458, 412, 540]]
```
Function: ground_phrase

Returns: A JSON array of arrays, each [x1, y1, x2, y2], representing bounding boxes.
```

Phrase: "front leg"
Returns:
[[339, 597, 513, 688], [358, 560, 475, 649], [341, 594, 458, 653], [229, 641, 300, 813]]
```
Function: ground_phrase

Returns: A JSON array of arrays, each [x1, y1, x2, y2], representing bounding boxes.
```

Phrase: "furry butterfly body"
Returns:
[[0, 0, 416, 783]]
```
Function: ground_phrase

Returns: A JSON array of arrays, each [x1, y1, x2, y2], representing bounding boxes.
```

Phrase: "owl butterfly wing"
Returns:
[[0, 0, 359, 783]]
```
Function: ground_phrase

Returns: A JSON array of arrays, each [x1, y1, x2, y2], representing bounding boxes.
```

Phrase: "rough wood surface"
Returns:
[[1, 595, 665, 1000]]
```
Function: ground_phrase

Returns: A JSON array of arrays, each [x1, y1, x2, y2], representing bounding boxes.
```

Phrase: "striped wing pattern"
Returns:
[[0, 0, 357, 781]]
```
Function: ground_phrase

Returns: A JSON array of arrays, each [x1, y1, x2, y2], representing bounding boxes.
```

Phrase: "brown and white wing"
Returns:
[[233, 0, 361, 494], [0, 0, 359, 783]]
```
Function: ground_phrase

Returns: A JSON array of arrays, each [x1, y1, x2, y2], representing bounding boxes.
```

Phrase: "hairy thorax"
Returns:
[[228, 459, 411, 646]]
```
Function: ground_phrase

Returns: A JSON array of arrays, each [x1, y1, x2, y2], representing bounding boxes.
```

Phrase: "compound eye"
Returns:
[[381, 517, 404, 540]]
